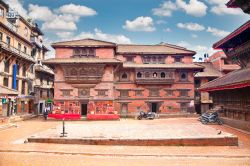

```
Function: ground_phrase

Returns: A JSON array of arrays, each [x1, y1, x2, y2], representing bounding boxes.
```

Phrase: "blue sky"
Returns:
[[4, 0, 249, 60]]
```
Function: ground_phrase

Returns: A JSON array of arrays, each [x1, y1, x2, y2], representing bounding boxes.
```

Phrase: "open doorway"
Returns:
[[151, 103, 157, 113], [81, 104, 88, 116]]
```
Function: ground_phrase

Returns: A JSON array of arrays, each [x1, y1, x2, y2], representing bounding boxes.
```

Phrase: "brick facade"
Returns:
[[45, 39, 202, 118]]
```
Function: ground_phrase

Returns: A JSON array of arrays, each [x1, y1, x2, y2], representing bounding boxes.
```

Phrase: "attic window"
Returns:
[[73, 48, 95, 57]]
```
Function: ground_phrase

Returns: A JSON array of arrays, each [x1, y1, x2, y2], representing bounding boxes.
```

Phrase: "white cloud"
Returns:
[[57, 3, 97, 16], [62, 28, 132, 44], [207, 27, 230, 37], [163, 28, 171, 32], [211, 5, 243, 15], [152, 1, 177, 17], [123, 16, 155, 32], [191, 34, 198, 38], [206, 0, 244, 15], [42, 17, 77, 31], [4, 0, 28, 18], [28, 4, 55, 21], [177, 22, 205, 31], [176, 0, 207, 17], [56, 32, 74, 39]]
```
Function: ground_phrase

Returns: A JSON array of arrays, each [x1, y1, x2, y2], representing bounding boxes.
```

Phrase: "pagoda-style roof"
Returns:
[[0, 85, 18, 95], [43, 58, 122, 65], [213, 20, 250, 49], [123, 62, 203, 69], [51, 38, 116, 48], [199, 67, 250, 92], [117, 44, 196, 55], [194, 62, 224, 78]]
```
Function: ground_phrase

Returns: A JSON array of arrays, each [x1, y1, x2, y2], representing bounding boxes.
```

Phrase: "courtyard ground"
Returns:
[[0, 117, 250, 166]]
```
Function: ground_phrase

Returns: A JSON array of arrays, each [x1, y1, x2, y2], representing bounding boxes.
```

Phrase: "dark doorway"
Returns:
[[81, 104, 88, 116], [151, 103, 157, 113], [39, 103, 43, 114]]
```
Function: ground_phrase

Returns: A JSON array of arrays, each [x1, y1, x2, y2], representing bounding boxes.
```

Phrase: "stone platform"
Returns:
[[27, 121, 238, 146]]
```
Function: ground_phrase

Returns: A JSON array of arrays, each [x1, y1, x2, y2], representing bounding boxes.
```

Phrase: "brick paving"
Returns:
[[0, 117, 250, 165], [27, 120, 237, 146]]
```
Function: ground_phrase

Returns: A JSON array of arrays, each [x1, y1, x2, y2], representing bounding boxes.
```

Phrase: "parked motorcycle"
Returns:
[[199, 111, 222, 125], [137, 111, 155, 120]]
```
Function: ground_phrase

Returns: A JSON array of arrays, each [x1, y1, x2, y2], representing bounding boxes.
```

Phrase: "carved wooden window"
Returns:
[[78, 89, 89, 97], [4, 59, 9, 73], [180, 72, 188, 81], [135, 90, 143, 96], [160, 72, 165, 78], [145, 72, 150, 78], [175, 57, 182, 63], [180, 102, 188, 111], [97, 90, 107, 96], [70, 68, 77, 76], [120, 90, 129, 97], [153, 72, 157, 78], [120, 72, 129, 81], [137, 72, 142, 78], [3, 77, 8, 87], [166, 90, 174, 96], [149, 89, 159, 97], [22, 66, 26, 77], [142, 55, 165, 64], [179, 89, 189, 97], [126, 56, 134, 62], [61, 90, 71, 97], [73, 48, 95, 57]]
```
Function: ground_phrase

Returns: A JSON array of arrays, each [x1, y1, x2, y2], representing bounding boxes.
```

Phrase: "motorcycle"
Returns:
[[137, 111, 155, 120], [200, 111, 222, 125]]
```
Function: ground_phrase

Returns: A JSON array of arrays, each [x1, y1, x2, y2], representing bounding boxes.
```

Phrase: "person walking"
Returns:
[[43, 106, 48, 120]]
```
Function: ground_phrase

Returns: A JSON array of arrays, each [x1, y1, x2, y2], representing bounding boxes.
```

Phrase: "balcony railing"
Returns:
[[30, 36, 43, 48], [0, 41, 35, 62]]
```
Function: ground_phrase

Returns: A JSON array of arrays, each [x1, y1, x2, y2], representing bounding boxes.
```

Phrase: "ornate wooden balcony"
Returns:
[[62, 64, 104, 83], [135, 69, 175, 85]]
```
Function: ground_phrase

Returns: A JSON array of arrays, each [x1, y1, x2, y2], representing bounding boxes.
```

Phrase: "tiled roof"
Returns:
[[117, 44, 195, 55], [123, 62, 203, 69], [194, 62, 223, 78], [200, 67, 250, 91], [221, 64, 241, 71], [0, 85, 18, 95], [43, 58, 122, 64], [51, 38, 116, 48]]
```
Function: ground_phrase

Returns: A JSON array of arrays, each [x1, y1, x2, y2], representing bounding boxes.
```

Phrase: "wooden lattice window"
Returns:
[[120, 90, 129, 97], [149, 89, 159, 97], [78, 89, 89, 97], [179, 89, 189, 97], [61, 90, 71, 97], [97, 90, 107, 96], [135, 90, 143, 96]]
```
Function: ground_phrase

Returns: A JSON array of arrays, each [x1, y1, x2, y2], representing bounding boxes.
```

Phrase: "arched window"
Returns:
[[153, 72, 157, 78], [137, 72, 142, 78], [122, 73, 128, 79], [180, 72, 187, 81], [160, 72, 165, 78], [145, 72, 150, 78], [71, 68, 77, 76]]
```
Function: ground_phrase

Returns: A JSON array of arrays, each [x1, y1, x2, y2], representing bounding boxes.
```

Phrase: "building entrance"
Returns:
[[81, 104, 88, 116], [151, 103, 157, 113]]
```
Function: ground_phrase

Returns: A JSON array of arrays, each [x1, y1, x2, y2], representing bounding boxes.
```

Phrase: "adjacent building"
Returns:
[[200, 0, 250, 131], [44, 38, 203, 119], [194, 51, 240, 114], [0, 1, 53, 117]]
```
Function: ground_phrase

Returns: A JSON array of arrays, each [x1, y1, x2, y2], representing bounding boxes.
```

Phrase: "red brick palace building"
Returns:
[[44, 39, 202, 119]]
